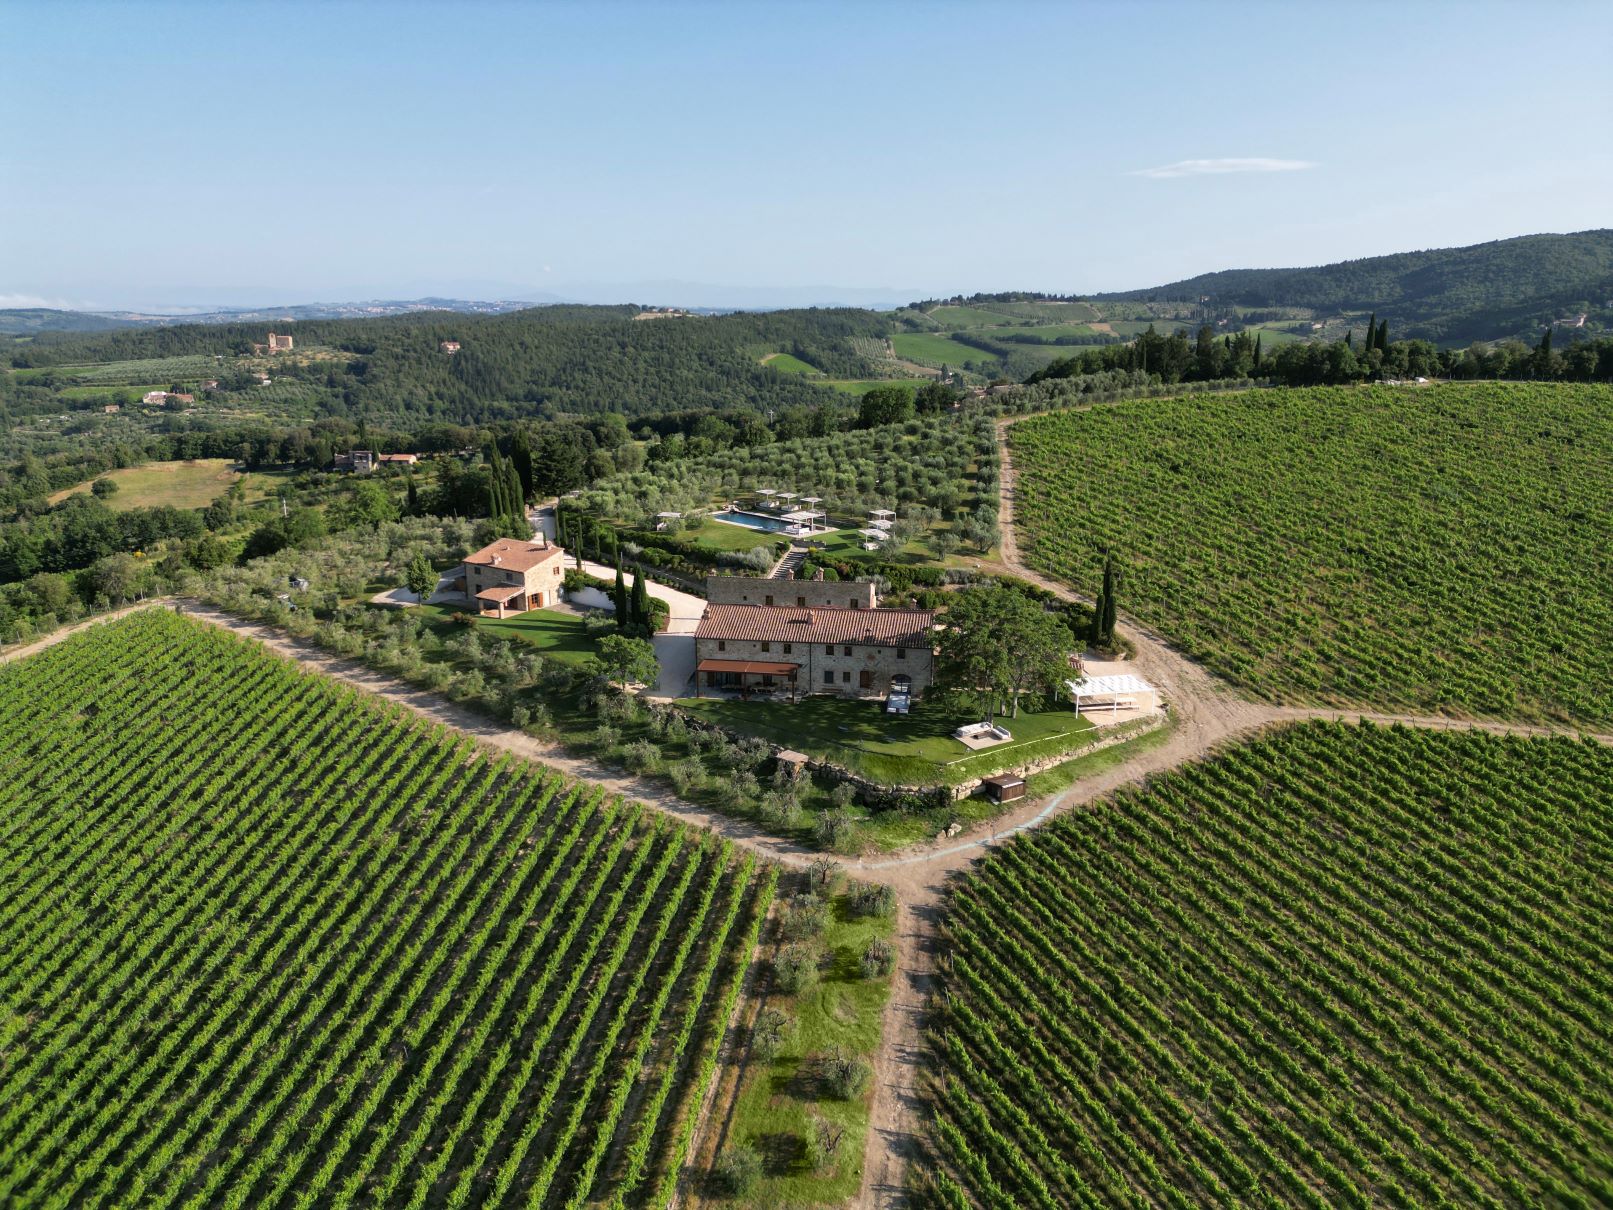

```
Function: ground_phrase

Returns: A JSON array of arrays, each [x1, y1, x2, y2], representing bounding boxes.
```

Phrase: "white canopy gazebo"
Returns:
[[870, 518, 894, 531], [781, 508, 827, 535], [869, 508, 896, 519], [1066, 674, 1160, 716]]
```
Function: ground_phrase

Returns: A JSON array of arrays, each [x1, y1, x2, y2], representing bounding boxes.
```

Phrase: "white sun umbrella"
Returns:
[[755, 488, 777, 498], [656, 511, 682, 518], [870, 518, 894, 530], [801, 496, 822, 505], [777, 491, 797, 501]]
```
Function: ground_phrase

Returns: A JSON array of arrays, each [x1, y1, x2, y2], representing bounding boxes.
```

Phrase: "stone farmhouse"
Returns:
[[693, 577, 935, 702], [460, 536, 566, 617], [707, 571, 877, 611]]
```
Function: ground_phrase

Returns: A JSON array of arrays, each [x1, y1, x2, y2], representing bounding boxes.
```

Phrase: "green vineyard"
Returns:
[[1011, 382, 1613, 725], [0, 609, 775, 1208], [925, 721, 1613, 1207]]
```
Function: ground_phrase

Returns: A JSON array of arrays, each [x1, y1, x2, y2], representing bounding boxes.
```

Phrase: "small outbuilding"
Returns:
[[775, 750, 811, 781], [981, 774, 1026, 803]]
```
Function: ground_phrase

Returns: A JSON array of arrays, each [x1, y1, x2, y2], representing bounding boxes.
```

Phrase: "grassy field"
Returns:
[[891, 331, 997, 367], [25, 353, 224, 385], [820, 378, 932, 395], [709, 880, 894, 1205], [414, 600, 599, 665], [47, 458, 287, 511], [994, 322, 1101, 341], [926, 305, 1032, 328], [925, 720, 1613, 1207], [1012, 382, 1613, 726], [0, 608, 777, 1207], [760, 352, 822, 375], [676, 694, 1096, 786], [676, 517, 794, 555]]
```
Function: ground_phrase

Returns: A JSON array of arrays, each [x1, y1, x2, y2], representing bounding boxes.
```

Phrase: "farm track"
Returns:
[[13, 459, 1610, 1210]]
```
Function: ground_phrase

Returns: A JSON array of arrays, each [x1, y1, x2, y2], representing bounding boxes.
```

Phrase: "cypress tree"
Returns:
[[1376, 319, 1389, 352], [1100, 553, 1118, 643], [506, 462, 525, 529], [631, 565, 651, 632], [1087, 593, 1105, 647], [1344, 329, 1353, 349], [613, 556, 627, 629], [405, 471, 418, 515], [1252, 334, 1262, 371], [1365, 313, 1376, 353]]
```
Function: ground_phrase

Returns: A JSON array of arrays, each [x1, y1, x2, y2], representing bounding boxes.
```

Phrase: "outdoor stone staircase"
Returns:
[[769, 545, 808, 579]]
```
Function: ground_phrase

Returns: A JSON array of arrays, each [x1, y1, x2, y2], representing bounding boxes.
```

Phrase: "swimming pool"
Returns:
[[713, 510, 790, 532]]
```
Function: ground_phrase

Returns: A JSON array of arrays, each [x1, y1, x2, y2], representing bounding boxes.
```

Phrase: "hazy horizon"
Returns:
[[4, 0, 1610, 309]]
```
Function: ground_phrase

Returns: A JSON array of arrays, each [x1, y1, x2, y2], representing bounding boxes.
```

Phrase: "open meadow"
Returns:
[[924, 720, 1613, 1208], [0, 609, 775, 1208], [1011, 382, 1613, 726], [47, 458, 285, 511]]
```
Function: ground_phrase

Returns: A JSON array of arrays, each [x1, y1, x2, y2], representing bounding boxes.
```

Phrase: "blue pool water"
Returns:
[[713, 510, 790, 532]]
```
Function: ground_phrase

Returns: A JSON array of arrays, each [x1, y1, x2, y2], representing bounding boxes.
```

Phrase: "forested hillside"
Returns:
[[6, 305, 892, 424], [1097, 229, 1613, 343]]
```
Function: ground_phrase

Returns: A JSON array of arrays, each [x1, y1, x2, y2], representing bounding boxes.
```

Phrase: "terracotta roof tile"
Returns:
[[694, 603, 934, 648], [463, 538, 564, 574]]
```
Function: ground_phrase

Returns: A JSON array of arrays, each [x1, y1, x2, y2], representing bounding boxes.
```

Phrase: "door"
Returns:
[[859, 670, 873, 690]]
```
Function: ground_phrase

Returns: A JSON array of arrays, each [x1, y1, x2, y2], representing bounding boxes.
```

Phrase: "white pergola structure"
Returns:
[[1066, 674, 1161, 716], [869, 508, 896, 520], [781, 508, 826, 535], [754, 488, 777, 509], [870, 518, 894, 531]]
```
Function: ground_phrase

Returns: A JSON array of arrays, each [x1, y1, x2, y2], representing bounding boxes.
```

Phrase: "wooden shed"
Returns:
[[981, 774, 1026, 803]]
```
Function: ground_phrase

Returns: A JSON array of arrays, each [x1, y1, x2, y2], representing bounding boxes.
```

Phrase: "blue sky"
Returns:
[[2, 0, 1609, 309]]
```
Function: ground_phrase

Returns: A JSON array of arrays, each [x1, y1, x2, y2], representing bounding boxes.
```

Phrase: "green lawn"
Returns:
[[413, 602, 598, 665], [677, 694, 1095, 786], [891, 331, 997, 368], [718, 886, 893, 1205], [679, 517, 795, 554], [761, 352, 822, 375]]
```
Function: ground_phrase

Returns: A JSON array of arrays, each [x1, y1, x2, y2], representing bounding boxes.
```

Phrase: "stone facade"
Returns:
[[694, 632, 932, 700], [705, 574, 876, 610]]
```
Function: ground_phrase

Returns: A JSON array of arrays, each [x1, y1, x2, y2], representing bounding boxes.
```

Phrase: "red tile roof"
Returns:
[[695, 603, 934, 649], [463, 538, 564, 574]]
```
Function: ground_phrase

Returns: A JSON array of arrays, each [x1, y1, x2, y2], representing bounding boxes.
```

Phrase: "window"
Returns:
[[825, 644, 834, 655], [797, 596, 806, 607], [897, 648, 906, 659], [717, 640, 726, 652], [765, 594, 774, 607], [782, 643, 792, 654], [851, 600, 861, 609], [841, 670, 850, 683], [842, 645, 852, 656], [823, 669, 834, 684], [761, 641, 771, 652]]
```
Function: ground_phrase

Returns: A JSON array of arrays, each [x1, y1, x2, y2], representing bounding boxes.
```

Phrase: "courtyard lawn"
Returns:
[[676, 693, 1095, 786], [678, 517, 795, 555], [47, 459, 288, 511], [413, 602, 598, 666]]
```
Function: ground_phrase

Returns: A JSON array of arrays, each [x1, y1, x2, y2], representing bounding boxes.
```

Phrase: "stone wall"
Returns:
[[705, 574, 876, 610]]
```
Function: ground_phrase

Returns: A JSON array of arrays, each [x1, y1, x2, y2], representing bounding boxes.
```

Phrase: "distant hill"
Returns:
[[1097, 230, 1613, 343], [0, 309, 144, 335], [0, 297, 560, 336]]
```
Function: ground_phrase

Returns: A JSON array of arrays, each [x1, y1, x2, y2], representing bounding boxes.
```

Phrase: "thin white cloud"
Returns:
[[0, 293, 75, 309], [1131, 157, 1317, 180]]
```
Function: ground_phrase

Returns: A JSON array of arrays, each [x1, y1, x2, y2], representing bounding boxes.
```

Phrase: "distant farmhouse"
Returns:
[[267, 331, 294, 352], [693, 573, 935, 702], [334, 449, 419, 473], [459, 536, 566, 617], [440, 340, 461, 354]]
